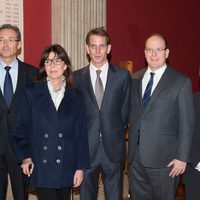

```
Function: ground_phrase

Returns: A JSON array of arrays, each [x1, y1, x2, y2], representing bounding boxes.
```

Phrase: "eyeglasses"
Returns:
[[0, 38, 18, 44], [145, 48, 166, 54], [89, 44, 107, 50], [44, 58, 63, 66]]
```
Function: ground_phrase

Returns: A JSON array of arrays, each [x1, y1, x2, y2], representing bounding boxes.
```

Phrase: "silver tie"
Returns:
[[95, 70, 104, 108]]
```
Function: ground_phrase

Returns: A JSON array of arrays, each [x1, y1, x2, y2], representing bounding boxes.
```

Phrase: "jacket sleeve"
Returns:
[[188, 93, 200, 167], [11, 87, 33, 164], [176, 78, 195, 162], [121, 71, 131, 127], [75, 91, 90, 170]]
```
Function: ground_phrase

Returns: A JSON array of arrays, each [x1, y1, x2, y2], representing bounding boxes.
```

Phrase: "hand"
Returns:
[[21, 158, 34, 177], [73, 170, 84, 187], [167, 159, 186, 177]]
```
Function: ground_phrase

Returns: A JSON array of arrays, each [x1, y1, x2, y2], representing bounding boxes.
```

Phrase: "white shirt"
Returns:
[[89, 61, 109, 93], [0, 58, 18, 94], [47, 76, 66, 110], [142, 64, 167, 97]]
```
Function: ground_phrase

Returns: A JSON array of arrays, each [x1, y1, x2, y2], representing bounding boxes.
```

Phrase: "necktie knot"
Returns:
[[5, 66, 11, 72], [96, 70, 102, 77], [150, 72, 155, 79]]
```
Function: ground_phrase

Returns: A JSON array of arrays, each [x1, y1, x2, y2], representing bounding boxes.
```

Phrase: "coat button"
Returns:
[[43, 159, 47, 164], [57, 146, 62, 150], [58, 133, 63, 138], [43, 146, 48, 150], [56, 159, 61, 164], [44, 134, 48, 138]]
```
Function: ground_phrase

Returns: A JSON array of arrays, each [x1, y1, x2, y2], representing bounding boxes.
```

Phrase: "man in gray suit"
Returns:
[[74, 27, 131, 200], [128, 33, 194, 200]]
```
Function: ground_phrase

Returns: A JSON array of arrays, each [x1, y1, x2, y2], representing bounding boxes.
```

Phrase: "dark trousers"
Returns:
[[129, 149, 179, 200], [0, 145, 25, 200], [80, 143, 124, 200], [36, 187, 71, 200]]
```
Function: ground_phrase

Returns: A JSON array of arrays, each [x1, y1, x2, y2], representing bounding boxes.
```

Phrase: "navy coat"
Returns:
[[11, 82, 90, 188]]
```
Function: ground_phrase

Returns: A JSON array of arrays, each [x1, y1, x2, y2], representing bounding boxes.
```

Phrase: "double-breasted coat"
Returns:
[[11, 82, 90, 188]]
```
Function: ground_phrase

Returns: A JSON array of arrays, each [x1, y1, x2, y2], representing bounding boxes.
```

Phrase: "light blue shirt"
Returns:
[[47, 76, 66, 110], [0, 58, 18, 94]]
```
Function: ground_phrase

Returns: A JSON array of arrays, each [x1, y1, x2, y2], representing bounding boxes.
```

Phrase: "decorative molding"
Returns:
[[52, 0, 106, 70]]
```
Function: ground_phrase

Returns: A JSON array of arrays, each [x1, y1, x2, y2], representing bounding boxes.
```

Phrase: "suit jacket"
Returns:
[[183, 92, 200, 187], [0, 59, 37, 154], [11, 82, 90, 188], [128, 65, 194, 168], [74, 64, 131, 163]]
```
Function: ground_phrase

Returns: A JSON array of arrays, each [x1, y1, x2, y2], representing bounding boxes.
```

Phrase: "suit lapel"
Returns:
[[10, 61, 28, 109], [81, 66, 99, 107], [137, 70, 146, 111], [34, 82, 60, 131], [101, 65, 116, 110], [57, 90, 75, 119], [146, 66, 172, 109], [0, 89, 7, 110]]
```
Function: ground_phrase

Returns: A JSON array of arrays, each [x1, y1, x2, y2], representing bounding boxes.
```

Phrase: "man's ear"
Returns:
[[107, 44, 111, 54], [17, 41, 22, 50]]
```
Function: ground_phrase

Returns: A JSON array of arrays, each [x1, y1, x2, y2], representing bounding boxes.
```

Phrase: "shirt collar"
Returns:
[[0, 58, 18, 70], [89, 61, 109, 73], [47, 75, 66, 92], [146, 64, 167, 75]]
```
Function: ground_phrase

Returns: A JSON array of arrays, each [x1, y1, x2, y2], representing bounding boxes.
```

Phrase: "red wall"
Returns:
[[24, 0, 51, 67], [23, 1, 199, 91], [107, 0, 200, 91]]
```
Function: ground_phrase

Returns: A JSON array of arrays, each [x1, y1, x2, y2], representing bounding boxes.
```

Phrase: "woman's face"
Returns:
[[44, 51, 67, 80]]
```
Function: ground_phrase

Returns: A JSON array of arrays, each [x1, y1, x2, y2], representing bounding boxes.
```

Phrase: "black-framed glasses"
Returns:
[[44, 58, 63, 66]]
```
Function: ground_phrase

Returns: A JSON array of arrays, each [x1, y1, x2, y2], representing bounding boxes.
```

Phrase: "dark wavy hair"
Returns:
[[34, 44, 73, 89]]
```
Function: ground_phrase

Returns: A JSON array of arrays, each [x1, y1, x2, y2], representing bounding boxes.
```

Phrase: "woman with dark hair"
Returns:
[[11, 44, 90, 200]]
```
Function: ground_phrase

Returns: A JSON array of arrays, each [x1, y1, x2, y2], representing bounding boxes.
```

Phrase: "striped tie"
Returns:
[[142, 72, 155, 109]]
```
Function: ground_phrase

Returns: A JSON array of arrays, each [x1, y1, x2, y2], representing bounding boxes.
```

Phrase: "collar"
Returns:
[[0, 58, 18, 70], [89, 61, 109, 73]]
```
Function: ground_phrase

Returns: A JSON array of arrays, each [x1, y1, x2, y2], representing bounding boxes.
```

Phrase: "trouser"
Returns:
[[80, 143, 124, 200], [36, 187, 71, 200], [0, 145, 25, 200], [129, 149, 179, 200]]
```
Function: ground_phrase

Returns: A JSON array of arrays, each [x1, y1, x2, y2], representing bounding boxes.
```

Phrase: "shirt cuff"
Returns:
[[195, 162, 200, 171]]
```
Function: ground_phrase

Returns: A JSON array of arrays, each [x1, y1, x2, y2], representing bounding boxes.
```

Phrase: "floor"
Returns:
[[7, 174, 185, 200]]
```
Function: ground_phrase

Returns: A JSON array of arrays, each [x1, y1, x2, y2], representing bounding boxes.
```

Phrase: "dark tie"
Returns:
[[95, 70, 104, 108], [4, 66, 13, 107], [142, 72, 155, 109]]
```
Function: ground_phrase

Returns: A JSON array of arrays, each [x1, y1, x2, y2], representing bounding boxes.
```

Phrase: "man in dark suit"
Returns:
[[183, 69, 200, 200], [0, 24, 37, 200], [128, 33, 194, 200], [74, 27, 131, 200]]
